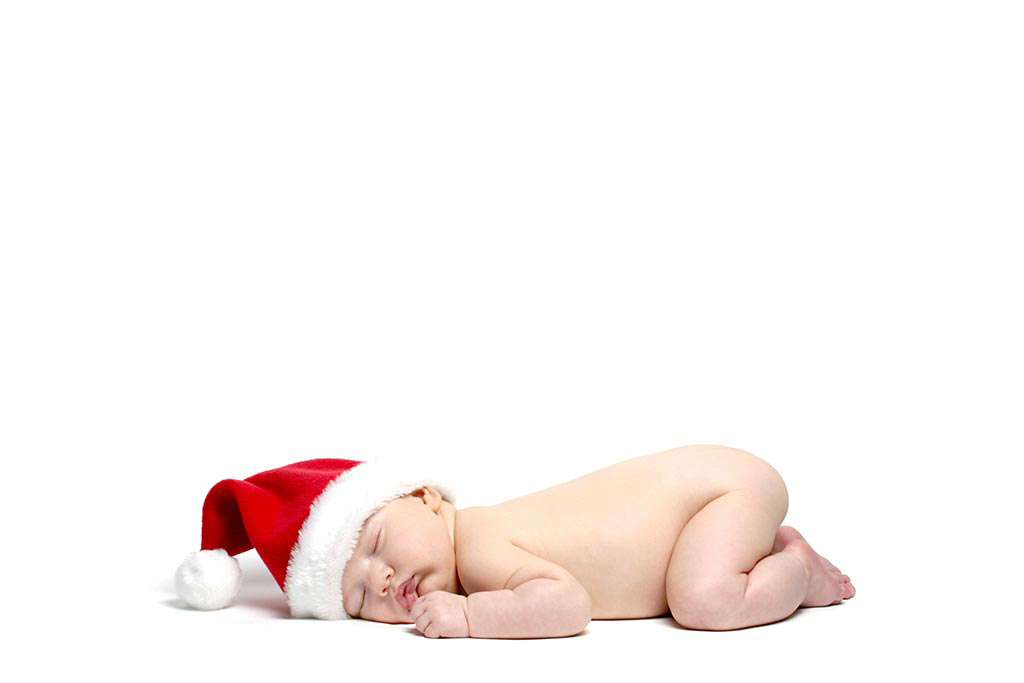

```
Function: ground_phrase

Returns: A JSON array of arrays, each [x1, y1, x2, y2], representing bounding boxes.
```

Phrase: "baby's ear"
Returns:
[[408, 486, 442, 509]]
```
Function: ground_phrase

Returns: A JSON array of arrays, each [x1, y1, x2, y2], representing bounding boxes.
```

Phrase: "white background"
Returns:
[[2, 1, 1020, 680]]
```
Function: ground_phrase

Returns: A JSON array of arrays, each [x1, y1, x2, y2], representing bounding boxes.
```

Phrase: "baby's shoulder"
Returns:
[[455, 506, 577, 593], [455, 505, 510, 552]]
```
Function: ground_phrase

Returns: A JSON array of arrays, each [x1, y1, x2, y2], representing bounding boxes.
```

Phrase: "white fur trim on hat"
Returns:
[[282, 456, 457, 620]]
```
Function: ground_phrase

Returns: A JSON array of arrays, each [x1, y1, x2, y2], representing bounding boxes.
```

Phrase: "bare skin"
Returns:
[[773, 525, 856, 606], [462, 444, 855, 629], [346, 444, 855, 633]]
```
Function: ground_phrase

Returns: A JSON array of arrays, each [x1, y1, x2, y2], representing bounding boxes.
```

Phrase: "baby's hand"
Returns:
[[410, 591, 470, 638]]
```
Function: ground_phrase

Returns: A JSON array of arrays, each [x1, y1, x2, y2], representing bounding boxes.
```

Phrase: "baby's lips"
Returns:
[[399, 578, 420, 609]]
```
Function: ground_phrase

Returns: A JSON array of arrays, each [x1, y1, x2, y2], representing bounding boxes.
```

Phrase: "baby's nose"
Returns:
[[379, 567, 394, 596]]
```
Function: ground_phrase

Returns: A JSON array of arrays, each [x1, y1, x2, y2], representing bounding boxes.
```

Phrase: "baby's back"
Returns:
[[460, 444, 773, 619]]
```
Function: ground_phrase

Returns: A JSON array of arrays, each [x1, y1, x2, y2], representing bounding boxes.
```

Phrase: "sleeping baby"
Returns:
[[174, 444, 854, 638]]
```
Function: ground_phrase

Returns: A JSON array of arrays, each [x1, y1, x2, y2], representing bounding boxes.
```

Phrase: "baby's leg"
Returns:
[[666, 480, 849, 631]]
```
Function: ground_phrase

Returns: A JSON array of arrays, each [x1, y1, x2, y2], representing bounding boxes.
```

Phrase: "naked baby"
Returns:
[[175, 445, 854, 638]]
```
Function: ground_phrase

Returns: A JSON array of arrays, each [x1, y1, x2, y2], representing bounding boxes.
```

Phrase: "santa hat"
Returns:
[[174, 456, 457, 620]]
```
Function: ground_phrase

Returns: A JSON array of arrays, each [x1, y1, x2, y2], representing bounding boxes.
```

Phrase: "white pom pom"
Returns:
[[175, 549, 242, 610]]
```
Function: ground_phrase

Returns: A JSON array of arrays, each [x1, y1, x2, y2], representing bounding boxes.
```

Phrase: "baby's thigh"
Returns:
[[665, 447, 791, 580], [664, 487, 785, 626]]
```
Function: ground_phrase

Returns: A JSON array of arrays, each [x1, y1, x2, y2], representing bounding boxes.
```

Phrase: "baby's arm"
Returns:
[[459, 541, 592, 639]]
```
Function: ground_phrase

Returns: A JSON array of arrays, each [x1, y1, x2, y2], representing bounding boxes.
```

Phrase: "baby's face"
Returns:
[[341, 486, 458, 623]]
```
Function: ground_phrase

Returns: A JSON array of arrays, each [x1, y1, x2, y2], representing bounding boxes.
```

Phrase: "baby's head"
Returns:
[[341, 486, 459, 623], [174, 457, 458, 620]]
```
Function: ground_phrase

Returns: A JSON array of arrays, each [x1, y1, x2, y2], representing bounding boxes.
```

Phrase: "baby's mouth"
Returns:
[[397, 577, 418, 610]]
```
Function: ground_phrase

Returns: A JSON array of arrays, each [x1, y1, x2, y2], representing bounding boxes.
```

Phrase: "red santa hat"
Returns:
[[174, 456, 457, 620]]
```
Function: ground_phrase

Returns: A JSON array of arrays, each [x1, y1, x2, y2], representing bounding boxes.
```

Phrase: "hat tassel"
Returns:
[[174, 549, 242, 610]]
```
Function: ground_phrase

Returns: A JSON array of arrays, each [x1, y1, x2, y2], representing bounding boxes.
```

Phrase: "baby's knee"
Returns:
[[669, 587, 742, 631]]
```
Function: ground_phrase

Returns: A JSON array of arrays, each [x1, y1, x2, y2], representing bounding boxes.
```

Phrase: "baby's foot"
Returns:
[[775, 526, 856, 605], [774, 527, 844, 575]]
